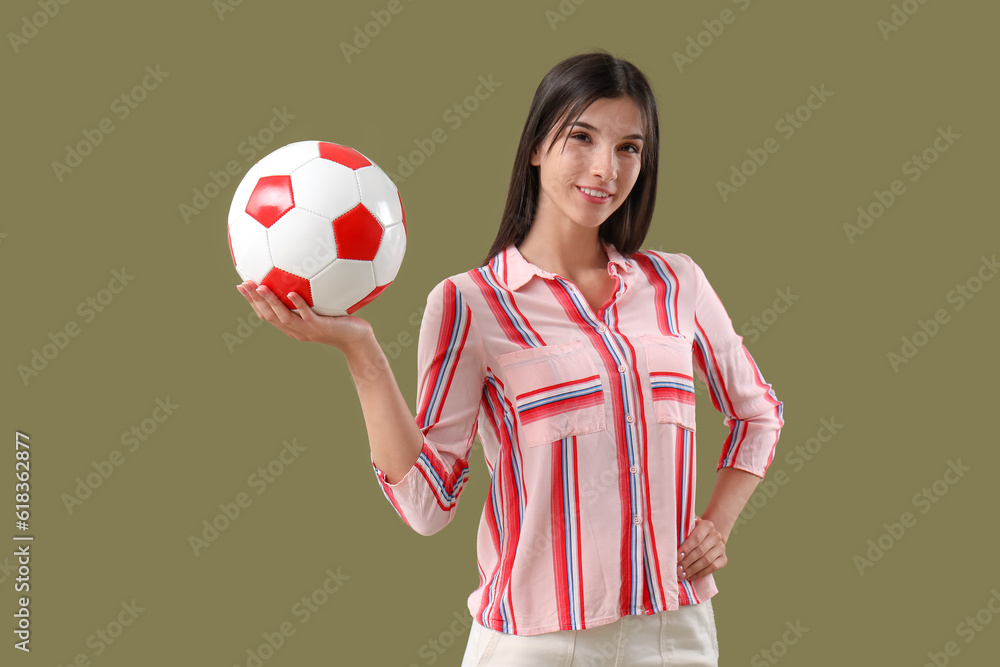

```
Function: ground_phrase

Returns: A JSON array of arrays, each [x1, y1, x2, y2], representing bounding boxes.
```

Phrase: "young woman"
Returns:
[[237, 50, 784, 667]]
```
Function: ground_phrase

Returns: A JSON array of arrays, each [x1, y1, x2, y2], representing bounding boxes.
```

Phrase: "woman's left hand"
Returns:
[[677, 516, 727, 582]]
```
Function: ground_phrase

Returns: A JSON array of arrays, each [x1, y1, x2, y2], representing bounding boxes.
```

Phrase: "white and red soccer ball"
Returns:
[[227, 140, 406, 316]]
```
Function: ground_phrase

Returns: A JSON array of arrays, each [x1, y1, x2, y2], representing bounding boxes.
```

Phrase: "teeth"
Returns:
[[579, 187, 610, 198]]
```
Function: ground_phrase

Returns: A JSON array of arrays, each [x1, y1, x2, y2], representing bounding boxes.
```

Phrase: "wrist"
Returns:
[[343, 333, 385, 379], [700, 510, 736, 545]]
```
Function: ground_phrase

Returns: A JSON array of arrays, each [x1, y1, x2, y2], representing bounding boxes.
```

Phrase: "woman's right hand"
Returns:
[[236, 279, 375, 353]]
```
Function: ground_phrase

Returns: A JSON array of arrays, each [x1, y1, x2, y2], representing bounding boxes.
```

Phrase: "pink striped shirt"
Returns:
[[370, 239, 784, 636]]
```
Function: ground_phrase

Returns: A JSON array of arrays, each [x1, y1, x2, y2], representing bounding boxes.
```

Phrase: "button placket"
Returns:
[[584, 304, 649, 580], [594, 324, 648, 538]]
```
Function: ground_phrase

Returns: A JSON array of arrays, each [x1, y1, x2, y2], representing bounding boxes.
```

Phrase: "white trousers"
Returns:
[[460, 599, 719, 667]]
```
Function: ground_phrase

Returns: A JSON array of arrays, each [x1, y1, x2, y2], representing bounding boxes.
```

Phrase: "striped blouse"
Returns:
[[370, 239, 784, 636]]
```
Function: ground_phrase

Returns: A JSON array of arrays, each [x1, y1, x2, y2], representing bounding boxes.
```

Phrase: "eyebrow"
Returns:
[[569, 121, 644, 142]]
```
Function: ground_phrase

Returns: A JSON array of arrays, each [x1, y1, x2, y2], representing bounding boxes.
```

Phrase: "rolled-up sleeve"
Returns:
[[681, 253, 784, 478], [370, 277, 487, 535]]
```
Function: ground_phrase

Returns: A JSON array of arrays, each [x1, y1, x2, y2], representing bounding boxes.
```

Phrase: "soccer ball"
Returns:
[[227, 140, 406, 316]]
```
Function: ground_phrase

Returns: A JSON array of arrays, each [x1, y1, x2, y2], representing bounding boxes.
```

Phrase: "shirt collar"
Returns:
[[500, 238, 636, 291]]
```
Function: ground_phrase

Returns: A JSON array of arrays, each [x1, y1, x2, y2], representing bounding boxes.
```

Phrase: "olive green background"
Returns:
[[3, 0, 998, 665]]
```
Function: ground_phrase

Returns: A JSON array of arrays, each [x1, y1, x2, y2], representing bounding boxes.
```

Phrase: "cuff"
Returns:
[[371, 448, 424, 490]]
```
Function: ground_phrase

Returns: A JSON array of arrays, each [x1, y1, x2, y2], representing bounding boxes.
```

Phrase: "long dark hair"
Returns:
[[480, 49, 660, 268]]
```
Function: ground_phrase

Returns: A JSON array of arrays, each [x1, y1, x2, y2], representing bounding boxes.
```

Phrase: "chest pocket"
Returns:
[[497, 339, 608, 448], [640, 334, 697, 432]]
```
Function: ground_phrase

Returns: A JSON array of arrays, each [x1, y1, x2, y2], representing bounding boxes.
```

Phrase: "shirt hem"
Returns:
[[475, 594, 719, 636]]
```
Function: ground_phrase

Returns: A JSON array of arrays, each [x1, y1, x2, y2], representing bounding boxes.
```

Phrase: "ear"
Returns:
[[529, 144, 540, 167]]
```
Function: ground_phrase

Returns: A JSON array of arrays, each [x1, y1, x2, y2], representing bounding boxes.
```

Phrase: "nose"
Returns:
[[592, 146, 617, 182]]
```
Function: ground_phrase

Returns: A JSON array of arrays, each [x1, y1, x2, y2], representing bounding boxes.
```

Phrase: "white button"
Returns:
[[626, 414, 634, 423], [617, 365, 626, 373], [597, 325, 606, 333], [633, 516, 641, 525], [629, 465, 637, 474]]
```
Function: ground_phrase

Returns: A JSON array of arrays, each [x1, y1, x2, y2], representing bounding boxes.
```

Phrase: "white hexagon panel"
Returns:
[[356, 164, 404, 228], [311, 259, 377, 317], [227, 141, 407, 316], [228, 211, 273, 283], [291, 159, 360, 220], [268, 208, 339, 280], [373, 221, 406, 285]]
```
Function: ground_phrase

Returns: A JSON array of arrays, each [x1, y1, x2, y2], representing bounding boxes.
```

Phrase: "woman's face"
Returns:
[[530, 96, 645, 233]]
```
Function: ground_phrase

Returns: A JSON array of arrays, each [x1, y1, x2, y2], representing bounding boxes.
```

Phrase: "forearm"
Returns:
[[700, 467, 762, 544], [342, 334, 424, 485]]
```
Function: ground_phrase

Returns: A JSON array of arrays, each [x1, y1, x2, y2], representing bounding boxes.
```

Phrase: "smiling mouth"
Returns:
[[577, 186, 612, 199]]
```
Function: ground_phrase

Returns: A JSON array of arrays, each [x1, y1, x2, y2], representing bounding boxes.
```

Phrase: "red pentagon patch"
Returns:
[[318, 142, 371, 170], [246, 175, 294, 228], [333, 205, 384, 261], [260, 268, 312, 311]]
